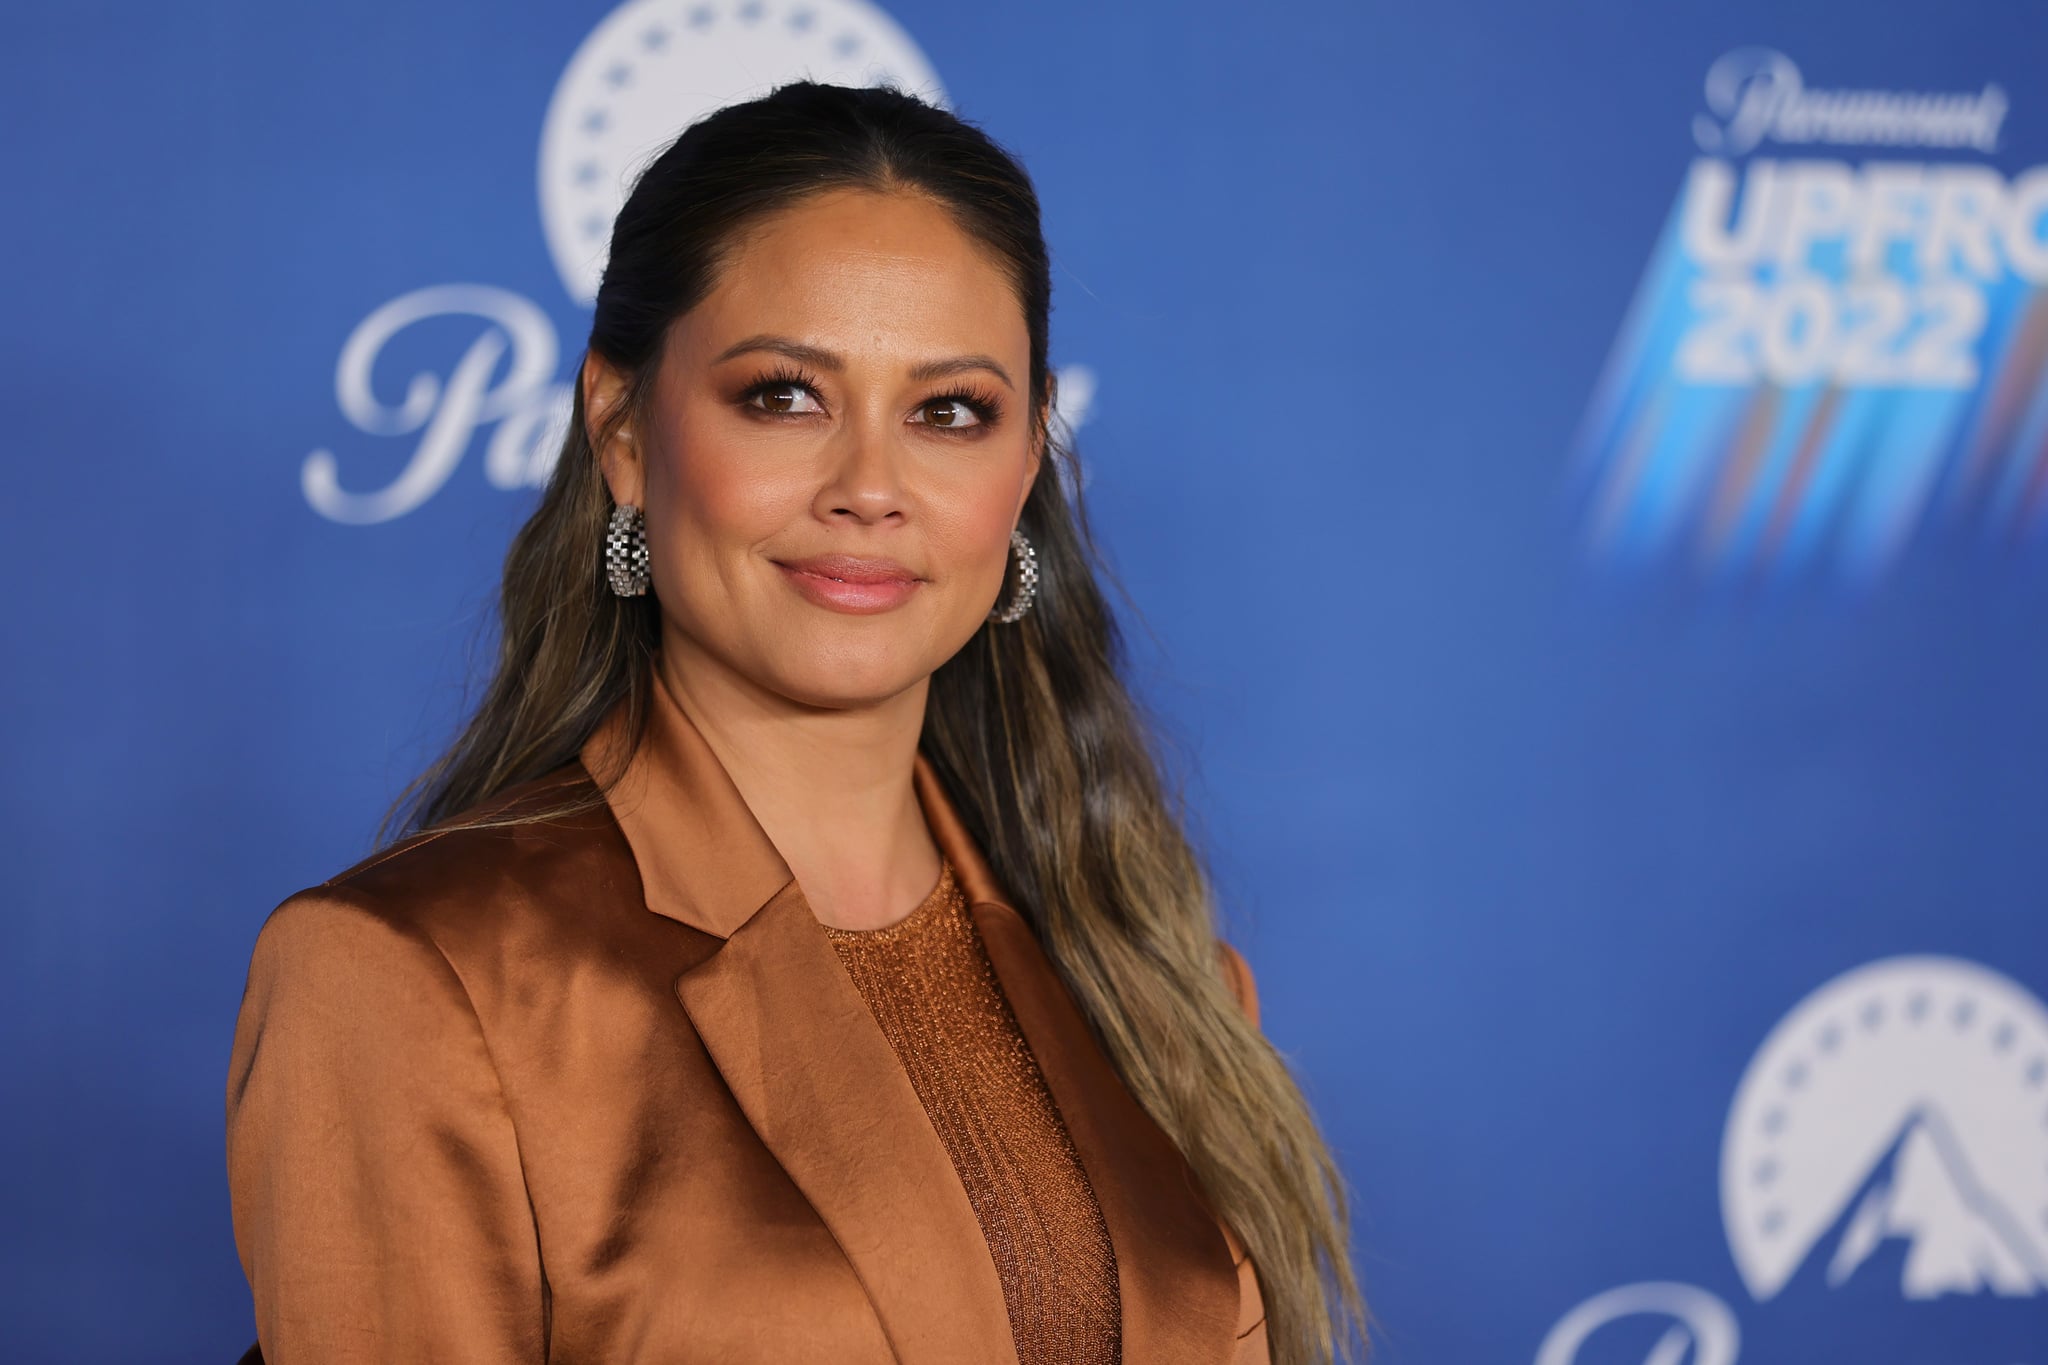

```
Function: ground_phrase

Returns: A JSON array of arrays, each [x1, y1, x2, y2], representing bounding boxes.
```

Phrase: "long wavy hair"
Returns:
[[380, 79, 1366, 1365]]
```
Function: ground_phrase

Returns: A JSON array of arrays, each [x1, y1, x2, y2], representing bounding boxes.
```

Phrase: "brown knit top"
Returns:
[[824, 860, 1122, 1365]]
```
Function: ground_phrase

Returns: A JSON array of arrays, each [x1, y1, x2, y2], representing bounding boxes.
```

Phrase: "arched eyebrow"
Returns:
[[711, 334, 1014, 391]]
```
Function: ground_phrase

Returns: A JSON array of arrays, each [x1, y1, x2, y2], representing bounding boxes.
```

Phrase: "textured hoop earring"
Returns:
[[605, 503, 650, 597], [987, 528, 1039, 624]]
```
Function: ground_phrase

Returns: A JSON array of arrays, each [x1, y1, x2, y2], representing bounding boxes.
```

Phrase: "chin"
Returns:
[[761, 640, 937, 712]]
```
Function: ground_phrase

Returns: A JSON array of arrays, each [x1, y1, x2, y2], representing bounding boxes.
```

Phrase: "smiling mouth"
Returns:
[[772, 555, 925, 615], [774, 555, 921, 583]]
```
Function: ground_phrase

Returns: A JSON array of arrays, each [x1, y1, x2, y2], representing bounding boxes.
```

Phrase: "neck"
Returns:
[[656, 636, 942, 932]]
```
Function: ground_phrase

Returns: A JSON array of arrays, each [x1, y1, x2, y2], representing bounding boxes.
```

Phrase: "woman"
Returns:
[[226, 80, 1364, 1365]]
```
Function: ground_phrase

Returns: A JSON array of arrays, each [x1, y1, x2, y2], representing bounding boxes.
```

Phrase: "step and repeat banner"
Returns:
[[5, 2, 2046, 1362]]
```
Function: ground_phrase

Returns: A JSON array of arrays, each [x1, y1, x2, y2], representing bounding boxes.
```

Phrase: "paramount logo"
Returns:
[[1816, 1105, 2048, 1299], [1536, 955, 2048, 1364], [1693, 48, 2009, 157]]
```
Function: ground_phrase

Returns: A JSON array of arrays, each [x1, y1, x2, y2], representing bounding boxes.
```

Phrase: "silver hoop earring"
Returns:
[[987, 529, 1039, 624], [605, 503, 650, 597]]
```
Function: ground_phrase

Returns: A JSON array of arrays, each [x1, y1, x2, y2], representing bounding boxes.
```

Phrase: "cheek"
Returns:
[[929, 462, 1033, 598], [644, 425, 805, 555]]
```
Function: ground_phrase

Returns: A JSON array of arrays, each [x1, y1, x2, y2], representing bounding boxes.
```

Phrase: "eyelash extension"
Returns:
[[931, 384, 1006, 426], [738, 364, 1006, 427], [738, 362, 828, 412]]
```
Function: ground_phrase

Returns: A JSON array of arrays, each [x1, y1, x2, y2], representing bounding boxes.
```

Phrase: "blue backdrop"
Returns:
[[7, 2, 2048, 1361]]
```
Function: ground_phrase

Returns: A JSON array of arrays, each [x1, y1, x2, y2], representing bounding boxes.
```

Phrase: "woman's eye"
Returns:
[[749, 383, 824, 415], [917, 398, 984, 429]]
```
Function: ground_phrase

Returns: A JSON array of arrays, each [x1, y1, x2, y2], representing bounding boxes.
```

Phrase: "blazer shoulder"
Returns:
[[285, 762, 630, 946], [1215, 938, 1260, 1030], [232, 763, 647, 1091]]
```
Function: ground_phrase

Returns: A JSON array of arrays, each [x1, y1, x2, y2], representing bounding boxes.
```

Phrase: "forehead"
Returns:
[[676, 188, 1028, 364]]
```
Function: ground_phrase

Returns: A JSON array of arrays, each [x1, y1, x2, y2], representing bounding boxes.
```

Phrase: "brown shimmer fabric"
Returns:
[[827, 860, 1122, 1365], [225, 661, 1270, 1364]]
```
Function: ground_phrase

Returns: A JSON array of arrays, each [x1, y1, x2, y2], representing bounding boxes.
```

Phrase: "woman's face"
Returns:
[[586, 187, 1045, 710]]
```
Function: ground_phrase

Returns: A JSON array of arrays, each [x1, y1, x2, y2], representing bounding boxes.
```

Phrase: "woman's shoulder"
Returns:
[[250, 762, 628, 975]]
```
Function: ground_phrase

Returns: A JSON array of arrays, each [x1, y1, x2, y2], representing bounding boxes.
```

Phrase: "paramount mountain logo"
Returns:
[[1817, 1105, 2044, 1298], [535, 0, 941, 309], [1537, 954, 2048, 1365], [1720, 955, 2048, 1304]]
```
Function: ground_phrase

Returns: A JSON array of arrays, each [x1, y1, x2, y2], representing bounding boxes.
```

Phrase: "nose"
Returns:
[[812, 415, 908, 527]]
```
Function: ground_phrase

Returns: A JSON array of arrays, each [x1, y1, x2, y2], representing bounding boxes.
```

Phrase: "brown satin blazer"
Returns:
[[226, 668, 1271, 1364]]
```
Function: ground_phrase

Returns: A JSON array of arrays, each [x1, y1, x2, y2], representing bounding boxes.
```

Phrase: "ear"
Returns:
[[1018, 373, 1055, 519], [581, 350, 644, 508]]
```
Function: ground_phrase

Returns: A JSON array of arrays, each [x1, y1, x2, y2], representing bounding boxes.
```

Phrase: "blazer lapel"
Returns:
[[672, 883, 1020, 1365], [580, 675, 1018, 1365], [577, 666, 1240, 1365], [915, 761, 1244, 1365]]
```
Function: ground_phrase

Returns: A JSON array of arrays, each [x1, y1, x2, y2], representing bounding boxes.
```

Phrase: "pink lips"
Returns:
[[773, 554, 925, 615]]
